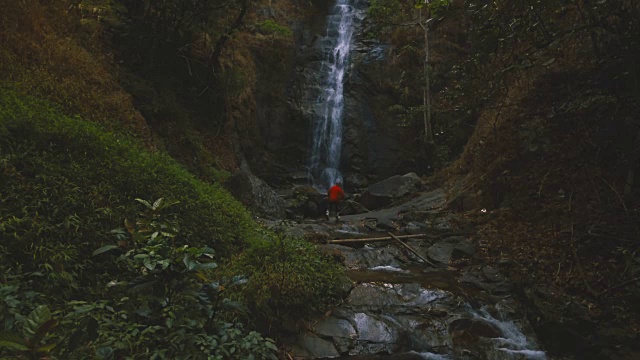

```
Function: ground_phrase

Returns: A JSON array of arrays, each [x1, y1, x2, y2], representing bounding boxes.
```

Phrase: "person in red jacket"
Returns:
[[326, 181, 345, 221]]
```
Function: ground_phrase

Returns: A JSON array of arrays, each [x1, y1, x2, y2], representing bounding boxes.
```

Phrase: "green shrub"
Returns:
[[220, 231, 346, 327], [256, 20, 293, 37], [0, 199, 278, 359]]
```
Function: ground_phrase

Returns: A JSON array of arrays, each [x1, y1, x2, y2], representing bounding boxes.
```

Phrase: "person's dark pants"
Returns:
[[327, 202, 340, 218]]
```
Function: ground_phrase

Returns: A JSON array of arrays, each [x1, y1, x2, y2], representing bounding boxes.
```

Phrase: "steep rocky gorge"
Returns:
[[223, 1, 640, 358]]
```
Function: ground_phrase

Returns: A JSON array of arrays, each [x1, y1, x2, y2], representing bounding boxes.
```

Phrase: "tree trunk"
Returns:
[[210, 0, 249, 77], [419, 9, 434, 144]]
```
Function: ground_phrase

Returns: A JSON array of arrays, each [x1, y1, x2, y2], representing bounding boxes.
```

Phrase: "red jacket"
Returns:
[[327, 185, 345, 203]]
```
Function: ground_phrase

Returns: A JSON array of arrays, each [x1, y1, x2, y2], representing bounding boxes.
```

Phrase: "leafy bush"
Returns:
[[256, 20, 293, 37], [0, 199, 278, 359], [220, 231, 346, 327]]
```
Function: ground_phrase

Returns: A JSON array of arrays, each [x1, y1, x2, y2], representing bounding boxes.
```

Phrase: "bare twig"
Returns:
[[538, 169, 552, 197], [601, 177, 629, 214], [198, 86, 209, 96]]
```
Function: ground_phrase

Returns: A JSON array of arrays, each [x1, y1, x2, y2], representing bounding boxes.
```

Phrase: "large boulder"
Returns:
[[357, 172, 423, 210], [224, 172, 286, 219]]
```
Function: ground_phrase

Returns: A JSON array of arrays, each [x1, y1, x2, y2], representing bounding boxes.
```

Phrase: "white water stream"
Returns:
[[309, 0, 356, 191]]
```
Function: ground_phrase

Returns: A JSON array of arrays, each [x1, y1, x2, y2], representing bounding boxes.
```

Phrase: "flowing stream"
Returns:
[[282, 189, 548, 359], [309, 0, 356, 191]]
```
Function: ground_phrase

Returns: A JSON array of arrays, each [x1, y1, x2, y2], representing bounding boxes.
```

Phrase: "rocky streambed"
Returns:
[[265, 188, 550, 359]]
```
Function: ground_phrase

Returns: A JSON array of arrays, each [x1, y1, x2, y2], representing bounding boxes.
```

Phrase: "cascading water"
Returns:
[[309, 0, 356, 191]]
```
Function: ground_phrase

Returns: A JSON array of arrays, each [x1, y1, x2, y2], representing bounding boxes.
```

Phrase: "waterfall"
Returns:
[[309, 0, 355, 191]]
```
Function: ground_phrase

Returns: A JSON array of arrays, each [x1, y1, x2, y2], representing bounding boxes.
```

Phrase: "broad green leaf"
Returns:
[[128, 278, 157, 293], [135, 198, 153, 209], [152, 197, 164, 210], [31, 319, 58, 346], [231, 275, 248, 286], [92, 245, 119, 256], [74, 304, 97, 313], [265, 339, 278, 350], [36, 342, 57, 352], [183, 254, 197, 270], [221, 299, 248, 313], [143, 257, 155, 270], [0, 331, 28, 350], [24, 305, 51, 337], [96, 346, 114, 359], [195, 261, 217, 270]]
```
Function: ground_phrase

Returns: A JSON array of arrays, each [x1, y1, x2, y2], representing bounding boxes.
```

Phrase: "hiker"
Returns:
[[326, 181, 345, 221]]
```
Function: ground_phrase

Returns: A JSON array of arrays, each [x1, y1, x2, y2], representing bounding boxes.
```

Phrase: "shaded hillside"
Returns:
[[0, 0, 314, 181], [0, 1, 346, 358], [0, 0, 150, 139], [367, 0, 639, 357]]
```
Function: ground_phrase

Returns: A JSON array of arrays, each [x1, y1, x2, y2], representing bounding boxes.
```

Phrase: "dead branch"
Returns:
[[601, 177, 629, 214], [328, 234, 428, 244], [388, 232, 437, 268]]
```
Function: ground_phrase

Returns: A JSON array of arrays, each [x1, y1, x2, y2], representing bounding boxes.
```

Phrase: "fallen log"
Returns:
[[387, 232, 437, 268], [327, 234, 427, 244]]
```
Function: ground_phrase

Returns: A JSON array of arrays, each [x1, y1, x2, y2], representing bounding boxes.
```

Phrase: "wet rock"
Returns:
[[376, 218, 398, 231], [344, 172, 371, 190], [323, 244, 404, 269], [303, 200, 319, 217], [358, 173, 423, 210], [450, 318, 502, 341], [314, 317, 357, 339], [347, 283, 449, 309], [291, 334, 340, 358], [340, 200, 370, 216], [402, 221, 428, 235], [224, 172, 286, 219], [481, 266, 505, 283], [431, 217, 453, 232], [459, 271, 513, 295], [281, 186, 326, 218], [452, 241, 476, 258], [353, 312, 399, 344], [427, 243, 455, 264]]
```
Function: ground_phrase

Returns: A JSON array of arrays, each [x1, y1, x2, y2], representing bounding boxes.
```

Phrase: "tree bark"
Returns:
[[419, 9, 434, 144], [210, 0, 249, 77]]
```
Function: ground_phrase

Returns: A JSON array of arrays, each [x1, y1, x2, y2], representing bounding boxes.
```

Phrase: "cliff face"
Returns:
[[244, 0, 429, 189], [244, 0, 470, 189]]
